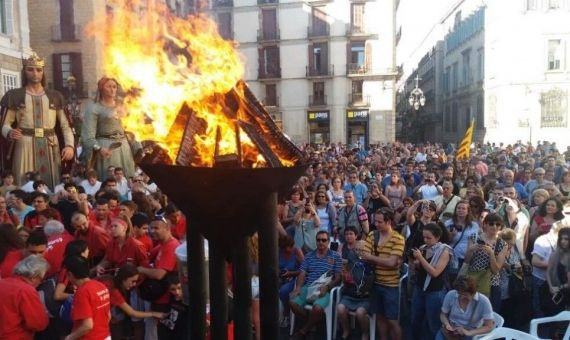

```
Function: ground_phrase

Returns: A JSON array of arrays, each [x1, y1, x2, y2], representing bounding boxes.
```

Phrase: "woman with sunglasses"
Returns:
[[463, 213, 510, 312], [315, 190, 336, 234], [468, 196, 487, 227]]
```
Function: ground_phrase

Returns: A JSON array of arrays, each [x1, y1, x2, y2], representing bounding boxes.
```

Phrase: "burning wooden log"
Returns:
[[138, 81, 304, 168]]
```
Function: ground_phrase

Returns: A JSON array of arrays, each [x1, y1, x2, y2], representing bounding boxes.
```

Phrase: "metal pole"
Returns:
[[187, 224, 206, 340], [209, 241, 228, 340], [258, 192, 279, 340], [233, 236, 252, 340]]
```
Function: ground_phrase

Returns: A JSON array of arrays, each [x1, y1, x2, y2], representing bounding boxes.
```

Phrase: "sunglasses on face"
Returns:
[[316, 238, 329, 243], [488, 222, 502, 227]]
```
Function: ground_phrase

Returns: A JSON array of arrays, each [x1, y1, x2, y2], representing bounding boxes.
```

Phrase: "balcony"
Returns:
[[347, 63, 369, 76], [258, 0, 278, 4], [306, 64, 334, 78], [51, 24, 82, 42], [262, 96, 280, 108], [258, 67, 282, 80], [348, 93, 370, 107], [307, 25, 330, 39], [257, 29, 280, 43], [212, 0, 233, 7], [309, 95, 327, 107], [345, 24, 374, 37]]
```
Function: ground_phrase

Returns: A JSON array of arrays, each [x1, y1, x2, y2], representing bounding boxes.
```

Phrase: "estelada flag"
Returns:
[[456, 119, 474, 160]]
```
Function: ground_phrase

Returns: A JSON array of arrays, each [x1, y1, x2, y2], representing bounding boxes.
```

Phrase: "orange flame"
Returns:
[[87, 0, 282, 167]]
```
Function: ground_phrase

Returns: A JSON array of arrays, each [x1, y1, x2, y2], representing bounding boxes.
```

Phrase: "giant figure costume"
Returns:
[[0, 53, 74, 188]]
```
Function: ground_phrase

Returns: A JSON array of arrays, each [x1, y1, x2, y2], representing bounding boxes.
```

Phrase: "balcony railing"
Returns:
[[347, 63, 369, 76], [257, 29, 280, 42], [306, 64, 334, 78], [51, 24, 82, 41], [258, 67, 282, 79], [345, 24, 372, 36], [307, 25, 330, 38], [213, 0, 233, 7], [348, 93, 370, 107], [309, 95, 327, 106], [258, 0, 278, 4], [262, 96, 280, 107]]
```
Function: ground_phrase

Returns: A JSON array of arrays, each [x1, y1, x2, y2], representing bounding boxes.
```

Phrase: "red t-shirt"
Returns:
[[135, 234, 154, 254], [109, 288, 126, 307], [149, 237, 180, 304], [44, 231, 74, 278], [75, 224, 111, 261], [171, 216, 187, 240], [88, 214, 113, 235], [105, 237, 149, 269], [0, 277, 49, 340], [0, 249, 23, 278], [72, 280, 111, 340]]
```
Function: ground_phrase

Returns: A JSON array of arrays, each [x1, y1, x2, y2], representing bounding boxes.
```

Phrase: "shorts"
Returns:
[[338, 295, 370, 312], [369, 283, 399, 320], [291, 285, 331, 309]]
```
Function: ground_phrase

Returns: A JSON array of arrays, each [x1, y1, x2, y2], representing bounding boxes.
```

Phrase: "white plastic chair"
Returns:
[[478, 327, 539, 340], [473, 312, 505, 339], [290, 286, 339, 340], [529, 310, 570, 340], [332, 288, 377, 340]]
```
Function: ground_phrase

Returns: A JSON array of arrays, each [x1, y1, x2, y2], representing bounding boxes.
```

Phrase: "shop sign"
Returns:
[[347, 110, 369, 119], [308, 111, 329, 121]]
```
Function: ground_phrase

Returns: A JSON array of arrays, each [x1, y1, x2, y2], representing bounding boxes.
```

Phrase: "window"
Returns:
[[477, 49, 484, 81], [265, 84, 277, 106], [309, 42, 328, 76], [258, 46, 280, 78], [476, 95, 484, 130], [52, 53, 84, 97], [540, 88, 567, 127], [452, 62, 458, 91], [526, 0, 537, 10], [313, 82, 325, 105], [311, 7, 328, 36], [348, 41, 365, 74], [0, 0, 12, 35], [217, 12, 232, 40], [462, 50, 471, 86], [548, 39, 562, 70], [1, 70, 18, 95], [350, 4, 365, 33], [261, 8, 278, 40], [548, 0, 560, 9], [451, 102, 458, 132], [59, 0, 75, 41]]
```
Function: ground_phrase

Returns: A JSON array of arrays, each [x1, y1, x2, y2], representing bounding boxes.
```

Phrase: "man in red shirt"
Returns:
[[89, 199, 113, 234], [23, 192, 62, 229], [0, 230, 48, 278], [72, 212, 110, 266], [0, 255, 49, 339], [43, 220, 74, 278], [164, 204, 186, 240], [137, 217, 180, 308], [64, 255, 111, 340]]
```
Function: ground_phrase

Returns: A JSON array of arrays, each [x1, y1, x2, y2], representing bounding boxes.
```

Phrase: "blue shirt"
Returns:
[[343, 182, 368, 205], [442, 290, 493, 330], [300, 249, 342, 286]]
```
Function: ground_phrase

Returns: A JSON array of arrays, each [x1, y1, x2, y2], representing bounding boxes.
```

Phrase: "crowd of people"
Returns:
[[3, 53, 570, 340]]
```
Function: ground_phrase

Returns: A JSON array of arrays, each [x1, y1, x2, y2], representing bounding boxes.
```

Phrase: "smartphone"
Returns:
[[476, 239, 486, 246], [553, 291, 564, 305], [330, 241, 339, 252]]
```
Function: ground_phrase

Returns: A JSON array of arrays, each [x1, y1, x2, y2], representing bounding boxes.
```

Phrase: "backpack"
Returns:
[[341, 235, 376, 298]]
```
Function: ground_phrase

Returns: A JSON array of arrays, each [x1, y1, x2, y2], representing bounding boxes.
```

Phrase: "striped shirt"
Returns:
[[365, 230, 405, 287], [300, 249, 343, 286]]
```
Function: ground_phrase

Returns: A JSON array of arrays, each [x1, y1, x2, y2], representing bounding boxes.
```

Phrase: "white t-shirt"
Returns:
[[80, 180, 102, 197], [419, 184, 439, 200], [532, 232, 557, 281], [316, 206, 330, 233]]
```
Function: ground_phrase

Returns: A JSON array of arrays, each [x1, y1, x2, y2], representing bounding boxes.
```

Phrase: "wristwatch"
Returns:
[[93, 144, 101, 151]]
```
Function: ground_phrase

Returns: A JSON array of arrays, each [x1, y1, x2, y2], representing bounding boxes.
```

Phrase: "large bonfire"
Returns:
[[87, 0, 293, 167]]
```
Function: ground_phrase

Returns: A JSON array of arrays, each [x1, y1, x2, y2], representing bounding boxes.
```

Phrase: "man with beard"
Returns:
[[0, 53, 74, 188]]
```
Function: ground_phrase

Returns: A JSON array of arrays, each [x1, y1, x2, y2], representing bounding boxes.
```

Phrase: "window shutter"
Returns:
[[70, 53, 84, 97], [3, 0, 12, 35], [321, 43, 328, 74], [52, 53, 64, 92], [258, 48, 265, 77], [308, 43, 314, 74], [365, 41, 373, 73], [59, 0, 75, 40]]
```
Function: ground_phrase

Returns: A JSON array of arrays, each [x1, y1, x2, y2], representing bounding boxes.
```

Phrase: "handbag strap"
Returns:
[[451, 224, 468, 249]]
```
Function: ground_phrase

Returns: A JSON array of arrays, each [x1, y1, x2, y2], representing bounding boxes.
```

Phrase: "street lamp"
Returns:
[[408, 75, 426, 110]]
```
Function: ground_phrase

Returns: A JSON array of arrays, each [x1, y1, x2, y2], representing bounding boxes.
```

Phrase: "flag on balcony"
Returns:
[[456, 119, 474, 160]]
